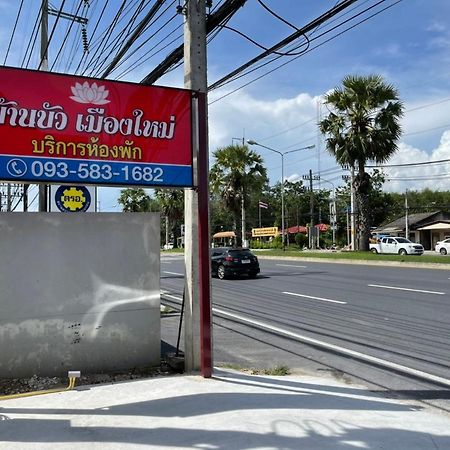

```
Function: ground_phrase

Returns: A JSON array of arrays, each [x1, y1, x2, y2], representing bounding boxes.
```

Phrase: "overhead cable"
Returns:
[[3, 0, 25, 65], [208, 0, 359, 91], [209, 0, 401, 104], [141, 0, 248, 85], [100, 0, 167, 78]]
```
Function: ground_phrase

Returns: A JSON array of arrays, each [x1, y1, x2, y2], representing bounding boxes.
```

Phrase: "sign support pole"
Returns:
[[183, 0, 212, 377], [39, 0, 49, 212]]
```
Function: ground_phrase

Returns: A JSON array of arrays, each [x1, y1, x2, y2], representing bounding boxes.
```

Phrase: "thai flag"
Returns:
[[258, 201, 268, 209]]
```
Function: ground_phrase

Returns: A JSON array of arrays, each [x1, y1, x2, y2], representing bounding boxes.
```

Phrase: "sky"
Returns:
[[1, 0, 450, 211]]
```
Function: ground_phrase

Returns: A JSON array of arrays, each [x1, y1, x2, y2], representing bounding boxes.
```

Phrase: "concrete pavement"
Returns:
[[1, 368, 450, 449]]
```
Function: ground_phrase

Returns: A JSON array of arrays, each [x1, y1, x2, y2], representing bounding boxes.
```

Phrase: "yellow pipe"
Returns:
[[0, 376, 77, 401]]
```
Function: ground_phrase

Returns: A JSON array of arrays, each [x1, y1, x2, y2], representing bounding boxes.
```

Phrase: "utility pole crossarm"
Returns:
[[47, 7, 87, 24], [141, 0, 247, 85]]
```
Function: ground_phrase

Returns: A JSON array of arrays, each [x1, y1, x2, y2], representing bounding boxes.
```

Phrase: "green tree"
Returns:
[[118, 188, 153, 212], [319, 75, 403, 250], [154, 189, 184, 248], [210, 144, 268, 245]]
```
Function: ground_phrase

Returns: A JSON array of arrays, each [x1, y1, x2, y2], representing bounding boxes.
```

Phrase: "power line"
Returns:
[[113, 14, 181, 80], [73, 0, 110, 74], [367, 158, 450, 168], [208, 0, 361, 92], [100, 0, 167, 78], [38, 0, 68, 70], [209, 0, 402, 104], [3, 0, 25, 65], [89, 0, 154, 77], [21, 7, 42, 68], [141, 0, 248, 85]]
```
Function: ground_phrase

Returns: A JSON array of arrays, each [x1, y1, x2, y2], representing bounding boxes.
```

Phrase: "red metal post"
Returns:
[[197, 91, 212, 377]]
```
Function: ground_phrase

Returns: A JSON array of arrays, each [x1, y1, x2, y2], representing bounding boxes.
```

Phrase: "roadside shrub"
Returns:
[[270, 235, 283, 249], [295, 233, 308, 249]]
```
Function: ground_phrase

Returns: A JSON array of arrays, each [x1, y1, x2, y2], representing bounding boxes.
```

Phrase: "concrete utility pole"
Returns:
[[350, 167, 356, 250], [39, 0, 49, 212], [302, 170, 319, 248], [38, 1, 87, 212], [183, 0, 212, 377], [309, 169, 314, 248], [241, 190, 247, 247], [405, 189, 409, 239]]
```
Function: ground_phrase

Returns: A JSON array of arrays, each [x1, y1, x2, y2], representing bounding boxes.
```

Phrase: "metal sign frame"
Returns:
[[0, 66, 193, 188]]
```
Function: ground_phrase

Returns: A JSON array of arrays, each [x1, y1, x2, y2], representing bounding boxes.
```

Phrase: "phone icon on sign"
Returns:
[[6, 159, 27, 178]]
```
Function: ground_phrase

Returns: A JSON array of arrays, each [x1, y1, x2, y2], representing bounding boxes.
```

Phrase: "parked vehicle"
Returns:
[[369, 232, 390, 243], [435, 238, 450, 255], [211, 247, 260, 279], [370, 237, 424, 255]]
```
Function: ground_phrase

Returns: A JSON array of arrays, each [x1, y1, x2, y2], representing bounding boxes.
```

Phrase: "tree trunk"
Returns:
[[355, 164, 371, 251], [234, 213, 241, 246]]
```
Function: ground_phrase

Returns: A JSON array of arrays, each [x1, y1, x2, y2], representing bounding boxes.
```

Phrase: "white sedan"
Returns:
[[435, 238, 450, 255]]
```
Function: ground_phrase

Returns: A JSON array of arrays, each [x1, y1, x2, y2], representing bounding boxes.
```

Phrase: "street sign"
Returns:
[[251, 227, 278, 237], [0, 67, 193, 187], [50, 185, 96, 212]]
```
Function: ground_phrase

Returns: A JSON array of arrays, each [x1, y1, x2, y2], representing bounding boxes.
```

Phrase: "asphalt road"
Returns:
[[160, 254, 450, 410]]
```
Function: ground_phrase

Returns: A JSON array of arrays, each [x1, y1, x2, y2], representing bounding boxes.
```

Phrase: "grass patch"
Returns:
[[251, 365, 290, 376], [218, 364, 291, 376], [160, 305, 177, 315], [254, 249, 450, 264]]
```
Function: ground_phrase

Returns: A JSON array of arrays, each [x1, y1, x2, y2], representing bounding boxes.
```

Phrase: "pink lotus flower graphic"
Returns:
[[70, 82, 110, 105]]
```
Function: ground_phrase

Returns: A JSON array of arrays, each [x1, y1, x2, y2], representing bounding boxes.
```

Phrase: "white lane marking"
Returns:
[[283, 292, 347, 304], [368, 284, 445, 295], [162, 293, 183, 302], [161, 291, 450, 388], [163, 271, 184, 276], [276, 264, 307, 268]]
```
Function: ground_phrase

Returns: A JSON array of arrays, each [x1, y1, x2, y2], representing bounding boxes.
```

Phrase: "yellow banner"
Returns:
[[252, 227, 279, 237]]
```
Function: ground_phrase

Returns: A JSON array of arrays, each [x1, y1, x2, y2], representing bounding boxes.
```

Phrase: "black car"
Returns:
[[211, 247, 260, 279]]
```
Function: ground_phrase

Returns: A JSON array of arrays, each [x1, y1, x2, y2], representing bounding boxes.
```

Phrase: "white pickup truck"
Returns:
[[370, 236, 424, 255]]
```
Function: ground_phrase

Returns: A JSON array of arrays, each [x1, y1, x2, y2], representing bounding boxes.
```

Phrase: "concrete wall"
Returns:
[[0, 212, 160, 378]]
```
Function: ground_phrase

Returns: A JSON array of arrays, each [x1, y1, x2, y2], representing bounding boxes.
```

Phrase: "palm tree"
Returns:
[[118, 188, 153, 212], [154, 189, 184, 248], [210, 145, 268, 246], [319, 75, 403, 250]]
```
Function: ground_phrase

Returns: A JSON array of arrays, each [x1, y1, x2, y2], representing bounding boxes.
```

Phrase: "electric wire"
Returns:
[[208, 0, 363, 92], [367, 158, 450, 169], [91, 0, 155, 78], [21, 6, 42, 68], [84, 2, 140, 76], [102, 1, 178, 79], [209, 0, 402, 104], [220, 24, 310, 56], [55, 0, 78, 71], [3, 0, 25, 65], [38, 0, 68, 70], [73, 0, 110, 74], [257, 0, 301, 32], [50, 0, 86, 72], [63, 0, 97, 72], [81, 0, 128, 76], [114, 14, 181, 80]]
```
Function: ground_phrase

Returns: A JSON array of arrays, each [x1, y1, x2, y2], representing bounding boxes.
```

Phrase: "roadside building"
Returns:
[[374, 211, 450, 249]]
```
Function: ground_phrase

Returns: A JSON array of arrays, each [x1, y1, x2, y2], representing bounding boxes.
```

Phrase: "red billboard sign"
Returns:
[[0, 67, 193, 187]]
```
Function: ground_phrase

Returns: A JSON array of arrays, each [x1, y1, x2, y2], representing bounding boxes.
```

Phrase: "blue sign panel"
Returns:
[[0, 155, 192, 188]]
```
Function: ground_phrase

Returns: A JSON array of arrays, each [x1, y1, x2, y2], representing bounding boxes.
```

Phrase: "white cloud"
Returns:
[[94, 87, 450, 210], [208, 89, 319, 152], [379, 131, 450, 192]]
